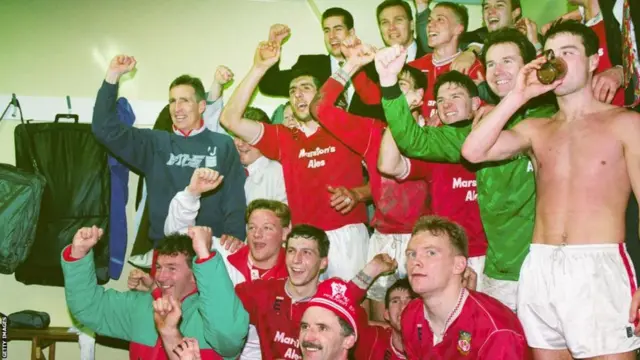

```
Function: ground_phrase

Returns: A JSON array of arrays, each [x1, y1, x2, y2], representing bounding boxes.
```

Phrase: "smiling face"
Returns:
[[286, 237, 327, 286], [482, 0, 520, 32], [436, 83, 479, 124], [247, 209, 288, 265], [300, 306, 355, 360], [233, 136, 262, 166], [426, 5, 464, 48], [289, 76, 319, 123], [323, 16, 354, 59], [378, 4, 413, 47], [406, 231, 466, 296], [485, 42, 525, 98], [169, 85, 206, 132], [154, 253, 196, 300]]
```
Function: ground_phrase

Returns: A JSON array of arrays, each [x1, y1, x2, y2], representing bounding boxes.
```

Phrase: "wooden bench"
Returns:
[[7, 327, 78, 360]]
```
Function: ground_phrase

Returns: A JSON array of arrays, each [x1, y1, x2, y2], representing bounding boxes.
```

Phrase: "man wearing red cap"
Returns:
[[300, 278, 360, 360], [401, 215, 528, 359]]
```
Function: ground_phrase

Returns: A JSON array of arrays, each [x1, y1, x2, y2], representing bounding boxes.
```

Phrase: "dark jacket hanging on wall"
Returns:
[[14, 119, 111, 286]]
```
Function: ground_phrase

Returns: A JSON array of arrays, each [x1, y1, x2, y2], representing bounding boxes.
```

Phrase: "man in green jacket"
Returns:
[[62, 225, 248, 360], [376, 28, 557, 311]]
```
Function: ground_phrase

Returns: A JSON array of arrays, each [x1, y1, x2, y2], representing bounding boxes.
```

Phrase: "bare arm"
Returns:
[[219, 42, 280, 143], [619, 111, 640, 205], [378, 128, 408, 178], [461, 92, 532, 163]]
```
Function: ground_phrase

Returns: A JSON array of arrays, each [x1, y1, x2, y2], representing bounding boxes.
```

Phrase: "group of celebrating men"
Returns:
[[59, 0, 640, 359]]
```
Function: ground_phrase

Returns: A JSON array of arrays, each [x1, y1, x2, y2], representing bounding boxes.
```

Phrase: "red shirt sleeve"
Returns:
[[468, 60, 485, 81], [478, 330, 530, 360], [401, 158, 433, 181], [62, 245, 81, 262], [352, 70, 382, 105], [194, 252, 216, 264], [252, 123, 290, 161], [234, 281, 258, 324], [314, 77, 382, 157]]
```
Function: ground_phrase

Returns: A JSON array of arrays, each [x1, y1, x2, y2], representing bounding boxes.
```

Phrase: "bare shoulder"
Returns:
[[513, 116, 554, 137], [611, 107, 640, 139]]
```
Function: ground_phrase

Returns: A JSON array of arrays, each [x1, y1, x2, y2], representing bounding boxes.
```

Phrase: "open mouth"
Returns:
[[445, 111, 458, 117], [296, 103, 309, 111], [488, 17, 500, 25], [252, 242, 266, 251], [290, 267, 305, 276], [495, 79, 510, 85]]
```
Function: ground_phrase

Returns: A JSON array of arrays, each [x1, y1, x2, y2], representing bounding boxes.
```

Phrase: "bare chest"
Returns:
[[531, 119, 624, 181]]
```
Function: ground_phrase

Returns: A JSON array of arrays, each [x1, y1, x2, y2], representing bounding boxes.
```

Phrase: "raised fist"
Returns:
[[188, 226, 213, 260], [269, 24, 291, 45], [341, 36, 376, 68], [371, 253, 398, 275], [214, 65, 234, 86], [107, 55, 136, 77], [153, 296, 182, 332], [374, 45, 407, 83], [254, 41, 281, 69], [70, 226, 103, 259], [128, 268, 154, 292], [186, 168, 224, 196]]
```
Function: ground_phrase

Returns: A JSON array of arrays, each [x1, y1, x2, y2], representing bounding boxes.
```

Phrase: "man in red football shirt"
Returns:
[[401, 216, 527, 359], [378, 70, 488, 291], [346, 2, 484, 123], [311, 44, 431, 321], [234, 225, 397, 360], [220, 41, 371, 282]]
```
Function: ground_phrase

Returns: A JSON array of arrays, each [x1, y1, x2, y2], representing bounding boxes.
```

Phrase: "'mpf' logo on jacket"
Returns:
[[166, 147, 217, 168]]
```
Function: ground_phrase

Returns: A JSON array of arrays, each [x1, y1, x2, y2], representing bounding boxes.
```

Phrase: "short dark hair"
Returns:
[[322, 7, 354, 30], [169, 75, 206, 102], [412, 216, 468, 258], [543, 20, 599, 57], [376, 0, 413, 23], [434, 2, 469, 33], [243, 107, 270, 124], [384, 278, 416, 308], [290, 69, 323, 90], [482, 27, 536, 65], [245, 199, 291, 227], [434, 70, 479, 98], [156, 233, 196, 269], [286, 224, 330, 258], [400, 65, 428, 92], [481, 0, 522, 13], [338, 317, 355, 337]]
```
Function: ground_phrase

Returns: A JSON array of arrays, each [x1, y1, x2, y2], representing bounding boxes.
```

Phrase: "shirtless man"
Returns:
[[461, 20, 640, 359]]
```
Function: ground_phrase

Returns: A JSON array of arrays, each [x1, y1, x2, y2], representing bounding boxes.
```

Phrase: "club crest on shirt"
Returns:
[[457, 331, 472, 355]]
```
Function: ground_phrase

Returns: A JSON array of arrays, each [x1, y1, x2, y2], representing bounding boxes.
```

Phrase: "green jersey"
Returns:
[[382, 86, 557, 281]]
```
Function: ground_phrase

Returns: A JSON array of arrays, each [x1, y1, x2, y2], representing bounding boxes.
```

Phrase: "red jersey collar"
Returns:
[[173, 119, 205, 137]]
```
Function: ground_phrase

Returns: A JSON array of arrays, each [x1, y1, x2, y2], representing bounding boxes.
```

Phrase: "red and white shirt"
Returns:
[[235, 278, 310, 360], [401, 289, 529, 359], [251, 123, 368, 231], [584, 11, 625, 106], [401, 158, 487, 257], [409, 53, 485, 120], [314, 77, 432, 234]]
